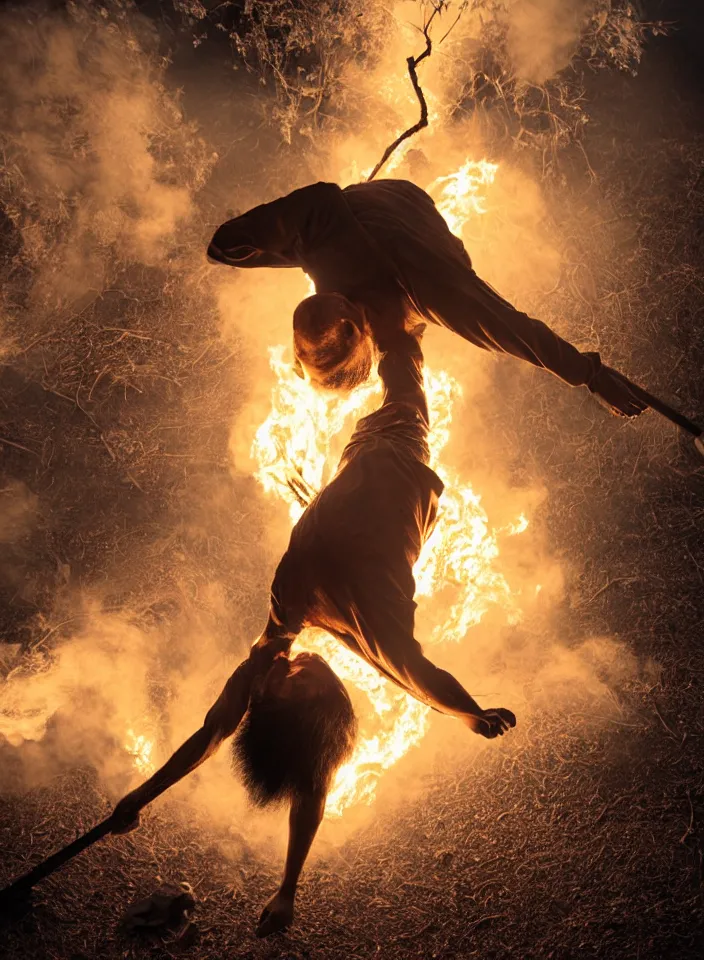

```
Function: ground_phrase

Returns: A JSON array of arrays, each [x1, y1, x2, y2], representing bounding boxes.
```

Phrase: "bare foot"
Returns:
[[256, 890, 294, 938]]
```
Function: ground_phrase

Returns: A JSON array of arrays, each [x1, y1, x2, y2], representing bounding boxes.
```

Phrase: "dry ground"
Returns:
[[1, 12, 704, 960]]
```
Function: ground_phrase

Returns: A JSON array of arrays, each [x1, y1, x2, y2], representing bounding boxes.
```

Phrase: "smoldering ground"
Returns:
[[0, 1, 703, 957]]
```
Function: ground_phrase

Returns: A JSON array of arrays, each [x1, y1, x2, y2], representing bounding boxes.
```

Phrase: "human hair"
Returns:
[[231, 665, 357, 807], [292, 294, 375, 391], [318, 343, 373, 391]]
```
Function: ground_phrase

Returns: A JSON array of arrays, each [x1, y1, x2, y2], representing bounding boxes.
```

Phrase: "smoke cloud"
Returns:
[[0, 0, 650, 869], [506, 0, 593, 83], [0, 1, 211, 333]]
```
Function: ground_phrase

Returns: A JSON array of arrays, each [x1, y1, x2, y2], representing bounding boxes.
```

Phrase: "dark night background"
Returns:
[[1, 2, 703, 958]]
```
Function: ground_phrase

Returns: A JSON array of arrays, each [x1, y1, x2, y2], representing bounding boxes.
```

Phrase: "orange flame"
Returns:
[[119, 158, 524, 817], [125, 728, 155, 776], [249, 156, 527, 815]]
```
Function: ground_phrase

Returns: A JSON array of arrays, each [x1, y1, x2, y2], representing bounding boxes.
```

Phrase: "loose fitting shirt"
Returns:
[[259, 333, 446, 705], [208, 179, 599, 388]]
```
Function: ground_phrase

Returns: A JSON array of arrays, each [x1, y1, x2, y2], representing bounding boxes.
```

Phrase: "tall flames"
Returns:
[[114, 155, 524, 817], [249, 158, 526, 818]]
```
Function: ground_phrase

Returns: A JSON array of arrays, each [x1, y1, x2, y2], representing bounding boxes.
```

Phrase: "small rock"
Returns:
[[122, 882, 195, 936]]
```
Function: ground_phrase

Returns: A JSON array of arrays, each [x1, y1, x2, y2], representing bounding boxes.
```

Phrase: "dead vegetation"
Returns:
[[1, 1, 703, 958]]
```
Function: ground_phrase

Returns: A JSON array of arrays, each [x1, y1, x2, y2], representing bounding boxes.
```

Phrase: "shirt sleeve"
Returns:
[[207, 185, 317, 268], [427, 271, 600, 387], [208, 182, 398, 296], [377, 329, 429, 424], [475, 303, 601, 387]]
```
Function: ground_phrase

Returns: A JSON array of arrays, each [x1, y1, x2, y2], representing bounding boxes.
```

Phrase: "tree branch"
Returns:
[[366, 3, 446, 182]]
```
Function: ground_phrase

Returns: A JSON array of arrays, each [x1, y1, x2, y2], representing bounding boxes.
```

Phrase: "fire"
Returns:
[[292, 629, 430, 816], [429, 160, 498, 237], [118, 158, 523, 817], [125, 728, 155, 776], [253, 345, 524, 818], [251, 348, 382, 525], [249, 151, 527, 817]]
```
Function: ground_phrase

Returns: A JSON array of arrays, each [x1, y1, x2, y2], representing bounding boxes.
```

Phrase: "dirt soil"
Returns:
[[1, 8, 703, 960]]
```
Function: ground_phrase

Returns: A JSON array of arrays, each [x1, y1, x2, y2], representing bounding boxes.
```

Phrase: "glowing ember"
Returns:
[[125, 728, 155, 776]]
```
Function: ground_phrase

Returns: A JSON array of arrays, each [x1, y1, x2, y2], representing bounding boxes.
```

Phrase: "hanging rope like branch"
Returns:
[[366, 3, 447, 182]]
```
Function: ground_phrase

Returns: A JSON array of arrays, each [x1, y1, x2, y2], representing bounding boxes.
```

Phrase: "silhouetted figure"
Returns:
[[208, 178, 647, 416], [115, 652, 356, 937], [111, 319, 515, 932]]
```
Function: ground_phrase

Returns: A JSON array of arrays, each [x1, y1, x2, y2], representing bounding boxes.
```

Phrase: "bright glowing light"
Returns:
[[249, 156, 528, 815], [251, 347, 381, 525], [125, 728, 155, 776], [429, 160, 498, 237]]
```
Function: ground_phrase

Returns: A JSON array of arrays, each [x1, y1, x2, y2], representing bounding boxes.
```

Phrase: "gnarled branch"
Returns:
[[366, 3, 446, 182]]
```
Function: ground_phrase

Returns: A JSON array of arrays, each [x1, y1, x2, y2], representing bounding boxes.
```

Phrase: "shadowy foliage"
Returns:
[[167, 0, 664, 169]]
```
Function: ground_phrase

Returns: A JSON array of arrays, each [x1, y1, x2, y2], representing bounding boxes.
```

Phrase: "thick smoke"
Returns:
[[0, 3, 212, 335], [506, 0, 593, 83], [0, 0, 648, 863]]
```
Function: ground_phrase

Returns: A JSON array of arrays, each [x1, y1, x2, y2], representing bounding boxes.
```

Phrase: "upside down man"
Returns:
[[111, 313, 516, 935], [207, 176, 648, 415]]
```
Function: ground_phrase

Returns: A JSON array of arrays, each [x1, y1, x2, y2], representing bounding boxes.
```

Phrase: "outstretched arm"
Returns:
[[208, 182, 398, 296], [256, 788, 327, 938], [431, 272, 646, 417], [401, 650, 516, 740], [111, 657, 257, 831], [376, 324, 428, 423]]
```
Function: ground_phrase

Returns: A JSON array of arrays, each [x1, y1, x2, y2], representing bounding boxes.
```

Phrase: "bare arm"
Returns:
[[376, 325, 428, 423], [111, 655, 260, 831], [256, 788, 327, 938]]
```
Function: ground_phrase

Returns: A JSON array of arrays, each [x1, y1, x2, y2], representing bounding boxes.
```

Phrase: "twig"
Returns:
[[463, 913, 506, 937], [40, 382, 142, 490], [680, 789, 695, 844], [578, 576, 639, 606], [285, 461, 317, 508], [0, 437, 38, 457], [22, 617, 86, 659], [366, 3, 445, 181], [650, 696, 683, 743]]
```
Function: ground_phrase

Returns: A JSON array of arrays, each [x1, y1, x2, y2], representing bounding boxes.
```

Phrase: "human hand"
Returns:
[[590, 366, 648, 418], [256, 890, 295, 938], [471, 708, 516, 739], [110, 792, 143, 835]]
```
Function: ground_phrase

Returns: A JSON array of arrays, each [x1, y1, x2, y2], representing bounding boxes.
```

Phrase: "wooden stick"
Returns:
[[366, 4, 444, 182], [629, 383, 701, 439], [605, 367, 702, 443], [0, 815, 115, 908]]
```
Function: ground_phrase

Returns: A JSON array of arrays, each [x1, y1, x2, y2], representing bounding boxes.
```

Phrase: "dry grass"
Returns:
[[1, 8, 703, 960]]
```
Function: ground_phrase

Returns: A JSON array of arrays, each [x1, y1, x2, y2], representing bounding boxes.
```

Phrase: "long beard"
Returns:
[[231, 696, 356, 807]]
